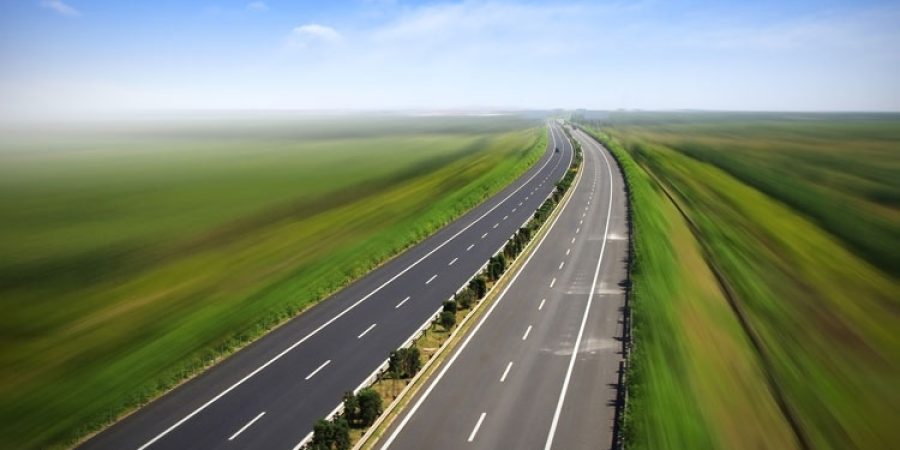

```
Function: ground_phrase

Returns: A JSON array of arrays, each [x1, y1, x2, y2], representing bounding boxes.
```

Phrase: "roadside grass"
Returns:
[[596, 131, 798, 450], [593, 112, 900, 274], [0, 116, 545, 449], [581, 115, 900, 449]]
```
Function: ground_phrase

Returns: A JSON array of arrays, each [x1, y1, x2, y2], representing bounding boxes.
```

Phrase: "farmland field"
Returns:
[[576, 112, 900, 450], [0, 114, 545, 449]]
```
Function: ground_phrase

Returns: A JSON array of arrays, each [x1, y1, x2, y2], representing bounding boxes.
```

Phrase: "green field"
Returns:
[[577, 113, 899, 450], [0, 115, 545, 449]]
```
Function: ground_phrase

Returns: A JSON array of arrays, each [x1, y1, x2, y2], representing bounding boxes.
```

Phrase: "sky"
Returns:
[[1, 0, 899, 117]]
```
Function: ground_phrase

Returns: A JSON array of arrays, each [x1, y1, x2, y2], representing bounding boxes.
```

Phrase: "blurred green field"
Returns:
[[0, 115, 545, 449], [578, 113, 899, 450]]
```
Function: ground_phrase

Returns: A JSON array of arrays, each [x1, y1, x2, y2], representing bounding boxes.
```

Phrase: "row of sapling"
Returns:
[[306, 136, 583, 449]]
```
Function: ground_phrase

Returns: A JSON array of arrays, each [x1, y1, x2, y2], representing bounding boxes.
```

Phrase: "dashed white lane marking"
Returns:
[[558, 261, 565, 270], [576, 228, 580, 234], [228, 411, 266, 441], [580, 220, 583, 225], [449, 258, 458, 266], [512, 208, 517, 213], [522, 325, 533, 340], [583, 212, 586, 218], [519, 202, 523, 206], [500, 361, 514, 383], [566, 248, 571, 256], [395, 296, 410, 309], [305, 360, 331, 380], [468, 413, 487, 442], [357, 323, 377, 339], [493, 223, 499, 229], [467, 244, 475, 251], [526, 196, 530, 201], [571, 237, 576, 244], [550, 278, 556, 288], [426, 274, 437, 285], [482, 233, 488, 239], [538, 298, 546, 310]]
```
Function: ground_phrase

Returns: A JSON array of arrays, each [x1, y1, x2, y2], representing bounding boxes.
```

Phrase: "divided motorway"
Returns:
[[379, 126, 628, 450], [80, 123, 573, 450]]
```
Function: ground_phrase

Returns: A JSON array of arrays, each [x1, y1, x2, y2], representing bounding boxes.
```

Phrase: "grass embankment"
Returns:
[[579, 113, 900, 450], [0, 115, 545, 449]]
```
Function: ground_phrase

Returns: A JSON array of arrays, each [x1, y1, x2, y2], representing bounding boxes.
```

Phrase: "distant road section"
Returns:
[[379, 125, 629, 450], [79, 123, 573, 450]]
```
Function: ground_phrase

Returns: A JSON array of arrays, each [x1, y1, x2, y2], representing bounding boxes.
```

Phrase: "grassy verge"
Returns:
[[587, 128, 798, 449], [578, 115, 900, 449], [0, 116, 546, 449]]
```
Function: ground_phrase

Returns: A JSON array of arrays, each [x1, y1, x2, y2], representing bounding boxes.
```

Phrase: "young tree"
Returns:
[[442, 300, 457, 314], [342, 391, 359, 427], [456, 288, 475, 309], [440, 310, 456, 330], [356, 388, 383, 427], [308, 418, 350, 450], [388, 347, 421, 379], [469, 276, 487, 299]]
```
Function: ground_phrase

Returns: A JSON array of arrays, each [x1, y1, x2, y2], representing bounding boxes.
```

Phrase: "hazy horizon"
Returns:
[[2, 0, 899, 118]]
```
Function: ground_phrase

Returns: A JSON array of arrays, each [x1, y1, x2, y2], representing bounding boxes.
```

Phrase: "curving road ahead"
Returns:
[[378, 125, 629, 450], [80, 122, 574, 450]]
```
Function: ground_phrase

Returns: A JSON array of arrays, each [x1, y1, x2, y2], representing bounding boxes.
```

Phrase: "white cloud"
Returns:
[[287, 24, 342, 48], [246, 1, 268, 13], [40, 0, 80, 17]]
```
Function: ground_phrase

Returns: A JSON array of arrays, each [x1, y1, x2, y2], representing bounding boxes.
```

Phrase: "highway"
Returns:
[[79, 122, 574, 450], [378, 125, 628, 450]]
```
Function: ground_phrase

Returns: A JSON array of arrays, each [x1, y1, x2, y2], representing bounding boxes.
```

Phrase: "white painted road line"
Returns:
[[571, 237, 576, 244], [395, 296, 410, 309], [466, 244, 475, 252], [493, 223, 499, 229], [228, 411, 265, 441], [522, 325, 533, 341], [500, 361, 513, 383], [558, 261, 565, 270], [583, 212, 586, 218], [503, 215, 508, 221], [512, 208, 517, 213], [538, 298, 546, 311], [580, 220, 583, 225], [305, 360, 331, 380], [357, 323, 376, 339], [576, 227, 581, 234], [426, 274, 437, 285], [449, 258, 458, 266], [544, 127, 616, 450], [566, 248, 571, 256], [550, 278, 556, 288], [519, 202, 523, 206], [482, 233, 488, 239], [468, 413, 487, 442]]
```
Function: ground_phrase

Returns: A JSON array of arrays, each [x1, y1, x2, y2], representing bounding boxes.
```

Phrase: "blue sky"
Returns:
[[1, 0, 898, 116]]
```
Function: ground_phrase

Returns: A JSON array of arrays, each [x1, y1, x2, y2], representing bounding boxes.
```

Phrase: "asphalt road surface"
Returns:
[[79, 122, 573, 450], [378, 125, 628, 450]]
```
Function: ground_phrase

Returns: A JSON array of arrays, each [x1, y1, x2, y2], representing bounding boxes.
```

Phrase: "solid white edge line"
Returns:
[[522, 325, 533, 341], [543, 128, 615, 450], [380, 123, 576, 450], [468, 412, 487, 442], [357, 323, 377, 339], [227, 411, 266, 441], [499, 362, 513, 383], [305, 359, 332, 381], [135, 122, 565, 450], [395, 296, 410, 309]]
